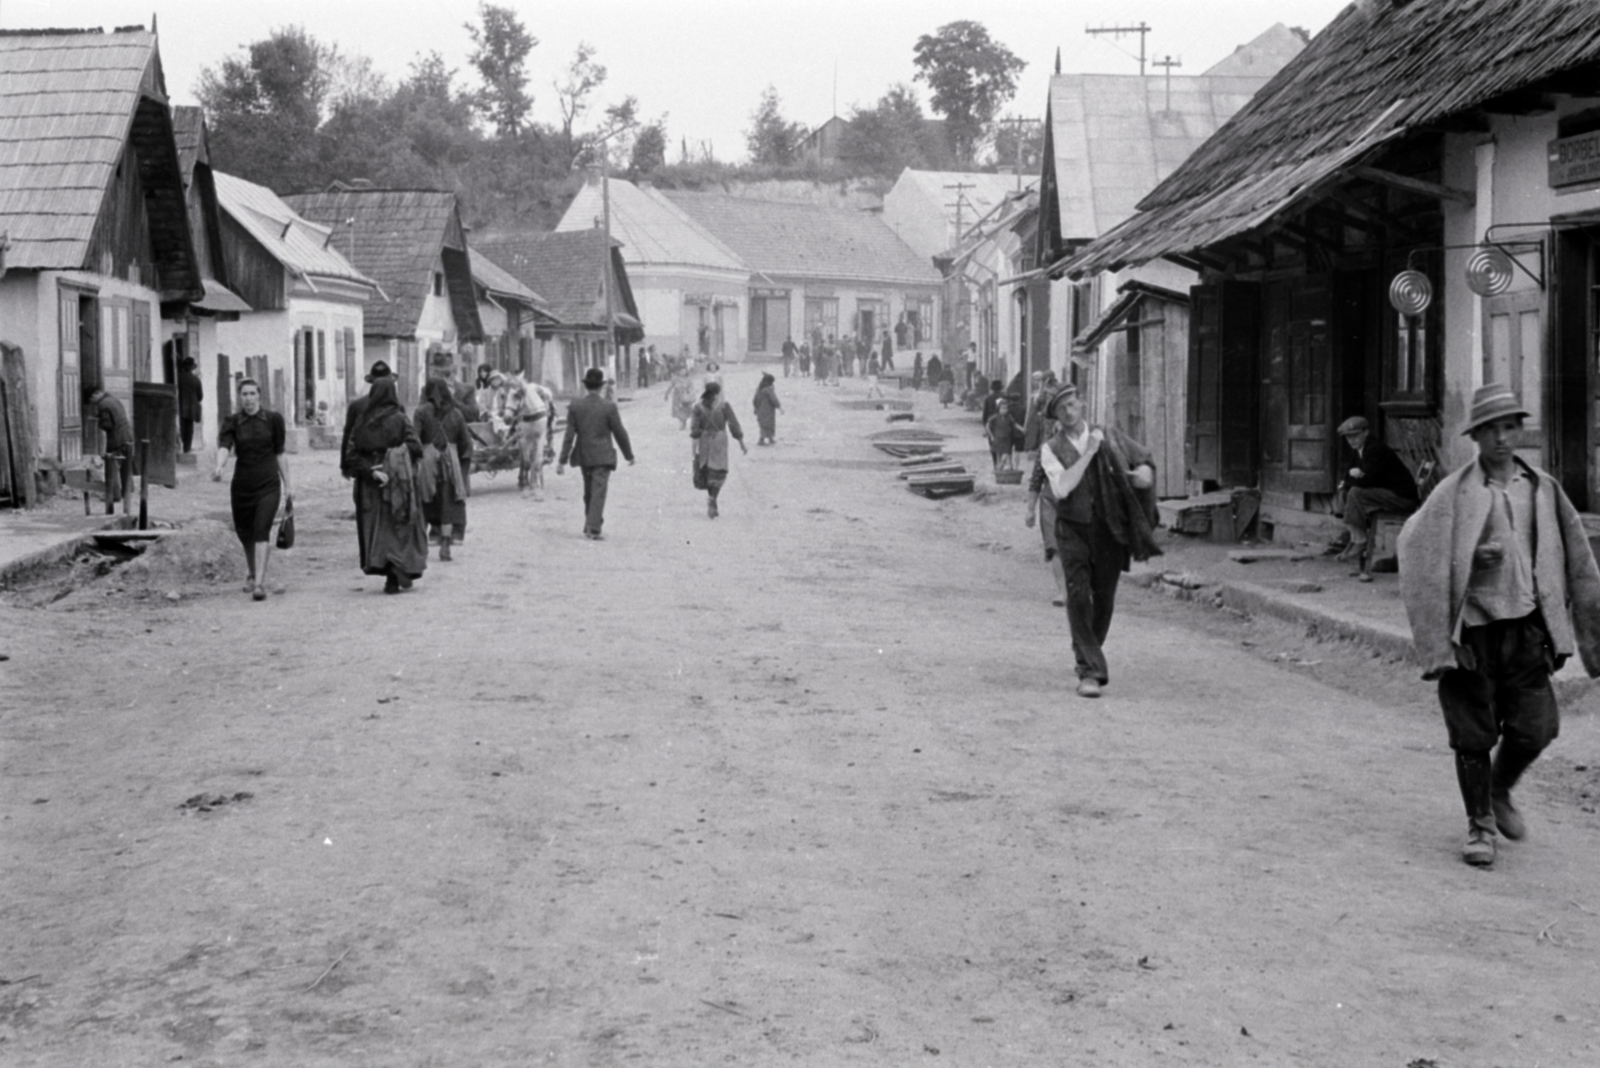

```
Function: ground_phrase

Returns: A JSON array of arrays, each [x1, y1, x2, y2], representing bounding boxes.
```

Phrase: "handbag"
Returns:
[[275, 499, 296, 550], [692, 462, 708, 490]]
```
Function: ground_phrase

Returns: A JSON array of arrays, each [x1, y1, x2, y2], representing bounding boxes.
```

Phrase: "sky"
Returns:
[[3, 0, 1354, 161]]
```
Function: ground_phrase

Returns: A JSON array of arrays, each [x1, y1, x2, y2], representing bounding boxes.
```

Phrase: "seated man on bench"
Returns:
[[1336, 415, 1419, 571]]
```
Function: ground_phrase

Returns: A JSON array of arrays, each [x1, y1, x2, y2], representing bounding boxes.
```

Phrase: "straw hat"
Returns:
[[1462, 382, 1530, 435]]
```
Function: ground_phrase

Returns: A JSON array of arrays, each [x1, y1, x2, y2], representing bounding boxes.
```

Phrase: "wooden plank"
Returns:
[[1350, 165, 1474, 207], [1, 343, 37, 506]]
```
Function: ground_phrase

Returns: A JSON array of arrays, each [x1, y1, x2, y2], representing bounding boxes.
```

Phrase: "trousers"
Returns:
[[581, 465, 613, 534], [1437, 612, 1560, 754], [1058, 519, 1129, 684], [1343, 486, 1415, 538]]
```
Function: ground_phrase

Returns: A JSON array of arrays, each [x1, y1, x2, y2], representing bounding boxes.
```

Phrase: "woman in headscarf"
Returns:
[[752, 372, 781, 446], [689, 380, 747, 518], [341, 377, 428, 593], [414, 377, 473, 561], [665, 365, 696, 431]]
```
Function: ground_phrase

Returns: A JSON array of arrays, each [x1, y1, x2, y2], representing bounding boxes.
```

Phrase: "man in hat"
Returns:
[[1334, 414, 1418, 572], [557, 366, 635, 540], [341, 360, 395, 466], [1398, 383, 1600, 867], [1025, 382, 1162, 697]]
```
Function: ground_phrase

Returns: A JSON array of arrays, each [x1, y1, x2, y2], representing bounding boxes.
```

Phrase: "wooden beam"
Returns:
[[1282, 221, 1342, 254], [1481, 90, 1557, 116], [1327, 187, 1426, 243], [1351, 165, 1475, 207]]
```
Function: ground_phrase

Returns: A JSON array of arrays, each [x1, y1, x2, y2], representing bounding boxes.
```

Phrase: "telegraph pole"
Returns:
[[995, 117, 1040, 192], [1153, 55, 1182, 111], [943, 181, 974, 245], [1086, 21, 1152, 75]]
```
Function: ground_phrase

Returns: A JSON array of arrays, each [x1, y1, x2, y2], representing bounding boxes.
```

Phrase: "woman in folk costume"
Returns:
[[752, 373, 782, 446], [341, 376, 429, 594], [1025, 383, 1161, 697], [665, 366, 696, 431], [414, 378, 474, 561], [689, 380, 748, 518]]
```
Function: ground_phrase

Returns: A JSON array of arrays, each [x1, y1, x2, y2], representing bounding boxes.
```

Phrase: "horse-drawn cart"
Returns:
[[467, 421, 523, 477]]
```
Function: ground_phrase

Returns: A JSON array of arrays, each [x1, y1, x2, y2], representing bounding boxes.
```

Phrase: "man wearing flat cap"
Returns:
[[557, 366, 634, 540], [1025, 382, 1162, 698], [1398, 383, 1600, 868], [1335, 414, 1417, 570]]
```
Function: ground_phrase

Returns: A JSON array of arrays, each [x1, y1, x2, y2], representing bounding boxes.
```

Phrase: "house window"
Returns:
[[433, 272, 445, 297], [1483, 290, 1544, 429]]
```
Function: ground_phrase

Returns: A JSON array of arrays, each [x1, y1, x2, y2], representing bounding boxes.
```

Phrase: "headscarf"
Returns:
[[700, 380, 723, 406], [422, 377, 456, 413], [351, 377, 404, 453]]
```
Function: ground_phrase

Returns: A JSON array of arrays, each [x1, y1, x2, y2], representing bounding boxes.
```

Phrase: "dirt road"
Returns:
[[4, 367, 1599, 1067]]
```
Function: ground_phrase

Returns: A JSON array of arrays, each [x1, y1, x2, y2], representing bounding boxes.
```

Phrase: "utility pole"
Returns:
[[586, 121, 636, 383], [1086, 21, 1152, 76], [1153, 55, 1182, 111], [995, 117, 1039, 192], [943, 181, 974, 247]]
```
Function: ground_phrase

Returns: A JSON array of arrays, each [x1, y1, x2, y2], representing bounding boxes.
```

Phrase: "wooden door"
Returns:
[[132, 382, 178, 488], [1187, 281, 1260, 488], [1261, 276, 1335, 495], [77, 293, 101, 459], [216, 353, 233, 421]]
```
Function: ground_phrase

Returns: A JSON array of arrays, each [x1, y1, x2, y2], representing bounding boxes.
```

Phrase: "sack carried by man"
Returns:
[[276, 499, 296, 550]]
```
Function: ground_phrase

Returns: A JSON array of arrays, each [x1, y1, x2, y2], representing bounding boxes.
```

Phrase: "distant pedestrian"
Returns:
[[557, 367, 635, 540], [415, 378, 473, 561], [690, 381, 747, 518], [515, 373, 554, 498], [1399, 383, 1600, 868], [927, 354, 944, 389], [212, 377, 291, 601], [781, 338, 796, 377], [881, 328, 896, 372], [798, 343, 812, 378], [895, 314, 911, 349], [84, 385, 133, 502], [752, 373, 781, 445], [986, 397, 1018, 473], [938, 369, 956, 408], [178, 356, 203, 454], [342, 374, 428, 594], [911, 352, 924, 390], [666, 367, 696, 431]]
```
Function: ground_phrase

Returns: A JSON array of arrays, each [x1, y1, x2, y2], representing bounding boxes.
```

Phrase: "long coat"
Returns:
[[753, 385, 780, 438], [690, 400, 744, 471]]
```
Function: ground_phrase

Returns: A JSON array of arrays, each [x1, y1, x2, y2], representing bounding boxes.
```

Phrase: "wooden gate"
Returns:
[[1261, 276, 1335, 495], [132, 382, 178, 489]]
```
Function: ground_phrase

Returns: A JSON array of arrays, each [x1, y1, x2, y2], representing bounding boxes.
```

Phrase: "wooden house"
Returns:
[[468, 247, 550, 380], [474, 228, 643, 395], [211, 171, 379, 440], [0, 27, 201, 499], [555, 176, 748, 363], [1060, 0, 1600, 534], [935, 185, 1038, 389], [284, 186, 483, 408]]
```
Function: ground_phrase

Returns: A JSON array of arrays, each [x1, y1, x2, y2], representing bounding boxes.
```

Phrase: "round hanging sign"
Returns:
[[1465, 246, 1515, 297], [1388, 269, 1433, 317]]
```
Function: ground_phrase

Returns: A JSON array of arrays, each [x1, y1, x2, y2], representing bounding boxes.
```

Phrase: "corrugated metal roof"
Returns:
[[469, 245, 546, 309], [284, 187, 477, 338], [663, 191, 940, 285], [555, 177, 746, 274], [0, 29, 160, 270], [1066, 0, 1600, 277], [213, 170, 377, 290]]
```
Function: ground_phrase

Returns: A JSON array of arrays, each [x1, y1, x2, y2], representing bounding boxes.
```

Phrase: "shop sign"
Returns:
[[1549, 130, 1600, 188]]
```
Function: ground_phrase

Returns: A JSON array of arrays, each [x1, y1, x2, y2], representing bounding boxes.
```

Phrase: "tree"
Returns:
[[745, 86, 806, 165], [199, 26, 336, 191], [628, 121, 667, 178], [912, 20, 1026, 165], [466, 2, 537, 137], [555, 43, 608, 167], [989, 114, 1045, 174], [838, 84, 948, 176]]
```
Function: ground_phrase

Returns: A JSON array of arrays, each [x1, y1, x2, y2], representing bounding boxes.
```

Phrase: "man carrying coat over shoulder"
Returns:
[[1398, 383, 1600, 868]]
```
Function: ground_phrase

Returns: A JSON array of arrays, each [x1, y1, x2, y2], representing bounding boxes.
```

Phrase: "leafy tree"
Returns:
[[199, 26, 336, 192], [555, 43, 608, 168], [989, 115, 1045, 174], [466, 2, 537, 137], [912, 20, 1026, 165], [838, 84, 948, 176], [629, 121, 667, 178], [745, 86, 806, 165]]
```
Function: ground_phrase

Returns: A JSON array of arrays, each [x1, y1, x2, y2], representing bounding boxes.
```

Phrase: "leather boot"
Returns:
[[1455, 750, 1496, 866], [439, 536, 452, 562], [1491, 742, 1541, 841]]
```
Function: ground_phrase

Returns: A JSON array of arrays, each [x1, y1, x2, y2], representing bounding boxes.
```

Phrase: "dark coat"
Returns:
[[1030, 424, 1163, 565], [178, 369, 204, 421], [559, 391, 634, 469], [93, 393, 133, 451], [1347, 438, 1418, 500]]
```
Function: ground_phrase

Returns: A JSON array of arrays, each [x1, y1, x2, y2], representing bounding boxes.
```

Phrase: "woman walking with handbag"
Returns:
[[212, 378, 292, 601], [689, 381, 747, 518]]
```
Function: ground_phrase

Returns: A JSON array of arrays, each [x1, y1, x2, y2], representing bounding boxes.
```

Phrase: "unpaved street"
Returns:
[[4, 369, 1600, 1067]]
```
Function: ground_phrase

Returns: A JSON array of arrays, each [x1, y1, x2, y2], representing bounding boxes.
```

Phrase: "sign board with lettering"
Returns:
[[1549, 131, 1600, 188]]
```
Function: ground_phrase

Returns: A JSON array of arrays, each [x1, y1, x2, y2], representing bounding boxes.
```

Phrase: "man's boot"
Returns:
[[1456, 750, 1497, 867], [439, 535, 452, 562], [1491, 742, 1541, 841]]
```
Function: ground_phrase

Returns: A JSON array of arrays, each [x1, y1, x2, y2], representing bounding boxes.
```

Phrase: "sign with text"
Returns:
[[1549, 131, 1600, 188]]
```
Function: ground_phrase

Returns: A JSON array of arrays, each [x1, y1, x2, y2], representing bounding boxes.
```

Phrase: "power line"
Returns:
[[1085, 21, 1152, 76]]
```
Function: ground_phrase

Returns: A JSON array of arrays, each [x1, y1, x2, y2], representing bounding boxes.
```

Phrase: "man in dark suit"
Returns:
[[557, 366, 635, 540]]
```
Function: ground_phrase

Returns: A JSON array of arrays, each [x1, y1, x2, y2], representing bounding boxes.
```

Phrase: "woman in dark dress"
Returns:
[[752, 373, 781, 445], [212, 378, 292, 601], [414, 378, 473, 561], [341, 377, 428, 593]]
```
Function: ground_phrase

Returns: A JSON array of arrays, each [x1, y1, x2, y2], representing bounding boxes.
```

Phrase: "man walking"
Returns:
[[1399, 383, 1600, 867], [1025, 383, 1162, 697], [557, 367, 635, 540], [177, 356, 203, 455], [515, 373, 555, 499]]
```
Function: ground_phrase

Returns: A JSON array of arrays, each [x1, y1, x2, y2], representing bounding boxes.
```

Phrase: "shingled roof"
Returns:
[[469, 245, 547, 310], [0, 28, 199, 294], [663, 192, 940, 286], [1063, 0, 1600, 277], [283, 187, 482, 341], [473, 229, 642, 338], [214, 171, 377, 290]]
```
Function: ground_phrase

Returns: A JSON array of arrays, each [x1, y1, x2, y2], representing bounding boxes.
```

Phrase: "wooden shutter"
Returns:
[[131, 301, 152, 381], [317, 330, 327, 380]]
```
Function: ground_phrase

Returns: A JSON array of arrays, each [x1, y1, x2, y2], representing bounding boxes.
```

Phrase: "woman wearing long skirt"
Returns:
[[665, 368, 696, 430], [213, 378, 292, 601], [342, 377, 428, 593], [414, 378, 473, 561], [690, 381, 747, 518], [752, 373, 781, 445]]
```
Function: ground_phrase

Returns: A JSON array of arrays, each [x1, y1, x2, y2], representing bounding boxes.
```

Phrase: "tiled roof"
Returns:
[[213, 171, 377, 289], [284, 187, 480, 339], [1066, 0, 1600, 276], [663, 192, 940, 285], [0, 28, 194, 279], [556, 177, 745, 273], [473, 228, 638, 330], [469, 245, 546, 309]]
